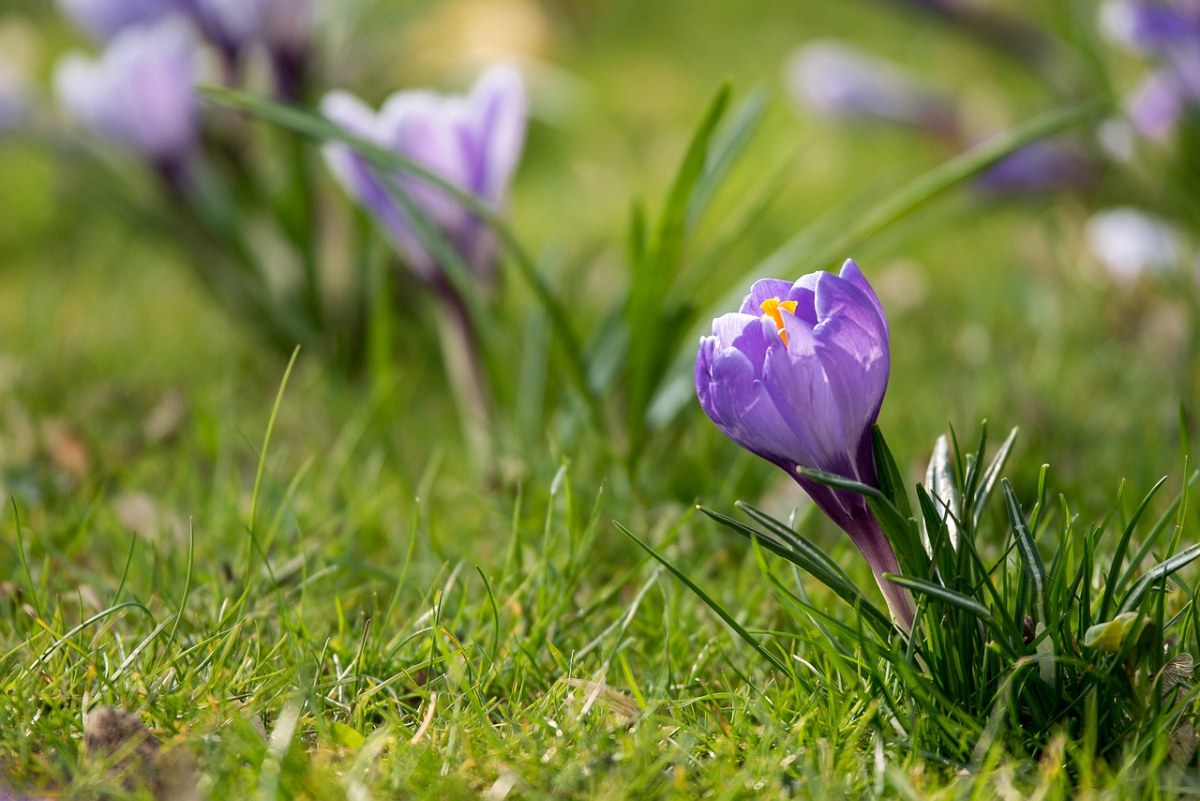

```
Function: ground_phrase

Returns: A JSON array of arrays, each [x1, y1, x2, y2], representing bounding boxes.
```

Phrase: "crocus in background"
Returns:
[[695, 260, 916, 629], [186, 0, 314, 96], [321, 65, 527, 289], [260, 0, 315, 101], [1085, 206, 1185, 281], [55, 16, 199, 184], [974, 141, 1096, 195], [1100, 0, 1200, 140], [785, 41, 959, 137], [58, 0, 183, 41], [0, 58, 32, 133]]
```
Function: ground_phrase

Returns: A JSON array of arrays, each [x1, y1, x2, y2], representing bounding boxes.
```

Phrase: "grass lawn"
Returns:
[[4, 0, 1200, 797]]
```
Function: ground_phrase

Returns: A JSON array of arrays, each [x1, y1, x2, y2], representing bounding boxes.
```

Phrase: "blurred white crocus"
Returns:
[[0, 57, 33, 132], [55, 17, 199, 174], [785, 40, 959, 136], [1085, 207, 1184, 282]]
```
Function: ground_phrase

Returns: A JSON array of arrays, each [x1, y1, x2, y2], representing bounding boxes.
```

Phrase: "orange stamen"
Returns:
[[760, 297, 798, 345]]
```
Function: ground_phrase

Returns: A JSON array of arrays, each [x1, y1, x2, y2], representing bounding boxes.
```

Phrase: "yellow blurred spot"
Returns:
[[760, 297, 798, 345]]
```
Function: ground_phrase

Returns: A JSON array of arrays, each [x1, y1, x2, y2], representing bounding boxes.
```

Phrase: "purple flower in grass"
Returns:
[[55, 16, 199, 177], [58, 0, 185, 41], [695, 260, 915, 629], [974, 141, 1095, 195], [321, 65, 526, 288], [785, 41, 959, 137], [260, 0, 315, 100], [1102, 1, 1200, 140], [1101, 0, 1200, 53]]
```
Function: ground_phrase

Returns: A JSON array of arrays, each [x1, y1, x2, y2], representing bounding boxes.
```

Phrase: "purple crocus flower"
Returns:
[[55, 16, 199, 175], [188, 0, 269, 62], [57, 0, 185, 41], [321, 65, 527, 287], [1101, 1, 1200, 139], [695, 260, 915, 628], [1100, 0, 1200, 53], [259, 0, 314, 100], [974, 141, 1095, 195], [785, 41, 959, 137]]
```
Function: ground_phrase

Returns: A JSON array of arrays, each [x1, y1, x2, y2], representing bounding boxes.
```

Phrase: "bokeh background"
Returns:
[[1, 0, 1190, 508]]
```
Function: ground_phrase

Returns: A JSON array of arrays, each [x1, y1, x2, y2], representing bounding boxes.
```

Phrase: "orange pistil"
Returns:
[[760, 297, 798, 345]]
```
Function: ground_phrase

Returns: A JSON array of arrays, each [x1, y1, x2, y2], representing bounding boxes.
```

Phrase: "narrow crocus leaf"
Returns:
[[726, 503, 895, 639], [881, 574, 992, 621], [1002, 479, 1048, 623], [1099, 476, 1169, 620], [1119, 543, 1200, 614], [973, 427, 1018, 528], [872, 426, 913, 520], [923, 434, 959, 551]]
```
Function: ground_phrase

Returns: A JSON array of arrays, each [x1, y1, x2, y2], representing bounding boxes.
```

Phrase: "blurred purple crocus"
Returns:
[[59, 0, 314, 97], [1101, 0, 1200, 139], [785, 41, 959, 137], [695, 260, 915, 628], [55, 16, 199, 178], [58, 0, 184, 41], [321, 65, 527, 288], [260, 0, 315, 100], [974, 141, 1096, 195]]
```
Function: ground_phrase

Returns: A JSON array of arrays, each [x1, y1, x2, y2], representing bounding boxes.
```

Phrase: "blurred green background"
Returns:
[[0, 0, 1188, 510]]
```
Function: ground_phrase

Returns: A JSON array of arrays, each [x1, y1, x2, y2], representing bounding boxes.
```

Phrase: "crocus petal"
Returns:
[[190, 0, 267, 55], [812, 312, 888, 468], [260, 0, 313, 55], [470, 65, 527, 204], [1129, 70, 1185, 139], [761, 317, 857, 479], [740, 278, 797, 315], [55, 16, 198, 163], [838, 259, 887, 334], [322, 66, 527, 287], [58, 0, 184, 40], [321, 91, 438, 278], [785, 40, 958, 135], [696, 337, 816, 470]]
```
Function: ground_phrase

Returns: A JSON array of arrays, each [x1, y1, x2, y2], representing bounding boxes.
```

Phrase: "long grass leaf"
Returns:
[[1119, 543, 1200, 613], [1099, 477, 1169, 620], [973, 427, 1018, 528]]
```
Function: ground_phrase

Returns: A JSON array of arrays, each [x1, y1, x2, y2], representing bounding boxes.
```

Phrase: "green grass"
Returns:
[[5, 0, 1200, 797]]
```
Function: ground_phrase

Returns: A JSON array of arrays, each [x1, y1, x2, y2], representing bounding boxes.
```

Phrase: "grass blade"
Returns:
[[1003, 479, 1049, 623], [616, 521, 790, 674], [882, 573, 992, 621]]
